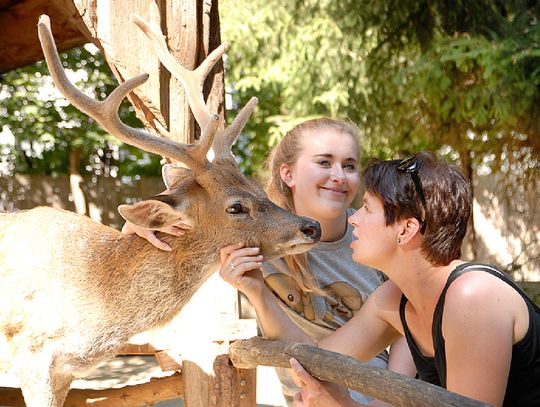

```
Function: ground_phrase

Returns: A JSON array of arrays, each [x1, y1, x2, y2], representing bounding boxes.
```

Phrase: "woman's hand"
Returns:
[[121, 220, 191, 251], [218, 243, 265, 298], [290, 358, 357, 407]]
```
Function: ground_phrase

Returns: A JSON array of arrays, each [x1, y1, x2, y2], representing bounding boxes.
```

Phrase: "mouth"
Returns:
[[320, 186, 347, 196], [271, 240, 318, 259], [283, 242, 317, 255]]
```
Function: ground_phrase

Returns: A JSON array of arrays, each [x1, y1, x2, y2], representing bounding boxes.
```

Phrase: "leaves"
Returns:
[[0, 46, 161, 178], [222, 0, 539, 178]]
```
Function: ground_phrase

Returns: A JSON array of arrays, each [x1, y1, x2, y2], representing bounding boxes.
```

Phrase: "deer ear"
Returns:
[[162, 163, 193, 190], [118, 199, 189, 229]]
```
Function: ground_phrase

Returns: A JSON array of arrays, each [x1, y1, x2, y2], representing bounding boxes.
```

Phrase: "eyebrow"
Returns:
[[313, 154, 358, 162]]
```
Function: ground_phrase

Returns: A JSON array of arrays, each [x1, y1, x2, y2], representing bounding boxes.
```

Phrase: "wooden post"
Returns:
[[230, 337, 490, 407], [71, 0, 225, 145], [183, 351, 256, 407]]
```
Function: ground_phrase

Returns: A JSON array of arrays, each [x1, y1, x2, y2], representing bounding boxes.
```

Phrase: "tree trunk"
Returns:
[[68, 148, 87, 215], [459, 146, 477, 259]]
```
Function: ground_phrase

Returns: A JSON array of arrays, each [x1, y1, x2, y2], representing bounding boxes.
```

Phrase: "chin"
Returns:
[[350, 246, 365, 264], [319, 205, 348, 219]]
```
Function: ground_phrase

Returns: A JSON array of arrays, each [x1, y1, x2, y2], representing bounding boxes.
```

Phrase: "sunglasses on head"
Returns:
[[396, 155, 427, 234]]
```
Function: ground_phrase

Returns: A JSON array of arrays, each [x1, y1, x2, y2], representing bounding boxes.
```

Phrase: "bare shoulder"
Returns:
[[444, 270, 529, 343], [367, 280, 403, 324], [445, 270, 522, 308]]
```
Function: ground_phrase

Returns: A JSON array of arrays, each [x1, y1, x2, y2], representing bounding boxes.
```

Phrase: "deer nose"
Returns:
[[302, 220, 321, 241]]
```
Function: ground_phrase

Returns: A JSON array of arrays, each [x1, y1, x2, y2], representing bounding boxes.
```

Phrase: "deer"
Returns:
[[0, 6, 321, 407]]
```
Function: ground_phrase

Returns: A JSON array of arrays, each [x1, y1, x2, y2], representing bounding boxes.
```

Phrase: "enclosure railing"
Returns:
[[229, 336, 489, 407]]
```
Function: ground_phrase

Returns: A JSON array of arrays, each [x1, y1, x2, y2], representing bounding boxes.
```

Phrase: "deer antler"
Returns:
[[37, 14, 218, 173], [131, 2, 226, 132], [132, 1, 259, 162]]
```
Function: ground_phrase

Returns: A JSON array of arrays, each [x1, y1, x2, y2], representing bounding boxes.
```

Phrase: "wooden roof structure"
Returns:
[[0, 0, 89, 73]]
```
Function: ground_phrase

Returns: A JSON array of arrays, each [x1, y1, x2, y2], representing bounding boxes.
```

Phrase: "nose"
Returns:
[[330, 164, 346, 183], [348, 210, 360, 227], [301, 220, 321, 241]]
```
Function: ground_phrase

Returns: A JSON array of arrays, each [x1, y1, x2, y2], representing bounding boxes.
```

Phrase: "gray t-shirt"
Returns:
[[261, 209, 388, 404]]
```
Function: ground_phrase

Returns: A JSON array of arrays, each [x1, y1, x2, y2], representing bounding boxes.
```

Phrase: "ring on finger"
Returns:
[[230, 261, 236, 270]]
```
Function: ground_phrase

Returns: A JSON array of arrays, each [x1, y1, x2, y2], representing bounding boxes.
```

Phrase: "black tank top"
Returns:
[[399, 263, 540, 406]]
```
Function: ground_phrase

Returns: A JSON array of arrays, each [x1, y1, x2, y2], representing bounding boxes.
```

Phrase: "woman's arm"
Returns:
[[387, 336, 416, 377], [363, 337, 416, 407], [319, 280, 403, 362]]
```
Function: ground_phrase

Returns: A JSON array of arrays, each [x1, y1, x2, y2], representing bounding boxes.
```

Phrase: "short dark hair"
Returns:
[[363, 151, 472, 266]]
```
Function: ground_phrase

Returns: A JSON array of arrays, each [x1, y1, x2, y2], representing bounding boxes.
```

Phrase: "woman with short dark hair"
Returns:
[[221, 152, 540, 406]]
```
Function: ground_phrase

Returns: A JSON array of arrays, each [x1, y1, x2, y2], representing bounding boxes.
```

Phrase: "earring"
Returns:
[[397, 238, 401, 244]]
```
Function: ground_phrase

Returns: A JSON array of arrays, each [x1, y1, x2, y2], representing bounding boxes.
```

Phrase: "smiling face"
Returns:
[[281, 129, 360, 222]]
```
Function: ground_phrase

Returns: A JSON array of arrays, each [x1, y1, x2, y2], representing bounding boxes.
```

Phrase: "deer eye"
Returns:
[[226, 202, 247, 214]]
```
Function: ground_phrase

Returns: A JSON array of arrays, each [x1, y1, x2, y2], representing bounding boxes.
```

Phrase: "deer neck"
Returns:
[[90, 232, 220, 331]]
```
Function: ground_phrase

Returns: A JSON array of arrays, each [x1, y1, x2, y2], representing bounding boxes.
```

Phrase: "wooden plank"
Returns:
[[72, 0, 168, 136], [200, 0, 225, 130], [0, 373, 183, 407], [71, 0, 226, 147], [229, 337, 490, 407], [166, 0, 197, 143], [116, 342, 158, 355], [237, 365, 257, 407], [155, 350, 183, 372]]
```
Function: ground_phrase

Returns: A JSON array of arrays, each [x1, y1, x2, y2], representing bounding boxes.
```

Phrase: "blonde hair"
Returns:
[[264, 118, 360, 294]]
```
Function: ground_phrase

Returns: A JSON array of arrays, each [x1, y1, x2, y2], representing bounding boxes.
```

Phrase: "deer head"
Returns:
[[37, 5, 321, 262]]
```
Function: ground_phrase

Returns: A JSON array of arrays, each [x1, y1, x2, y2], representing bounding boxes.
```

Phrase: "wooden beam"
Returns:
[[116, 342, 159, 355], [0, 0, 88, 73], [229, 337, 490, 407], [0, 373, 183, 407]]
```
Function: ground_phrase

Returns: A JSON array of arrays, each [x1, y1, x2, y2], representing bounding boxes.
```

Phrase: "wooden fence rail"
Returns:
[[229, 336, 489, 407]]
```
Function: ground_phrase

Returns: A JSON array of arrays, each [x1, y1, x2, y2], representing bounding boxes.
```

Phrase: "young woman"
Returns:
[[123, 118, 415, 405], [221, 152, 540, 407]]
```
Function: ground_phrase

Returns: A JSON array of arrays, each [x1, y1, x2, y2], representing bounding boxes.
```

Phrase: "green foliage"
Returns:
[[222, 0, 372, 173], [0, 46, 161, 178], [222, 0, 539, 180], [1, 0, 538, 183]]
